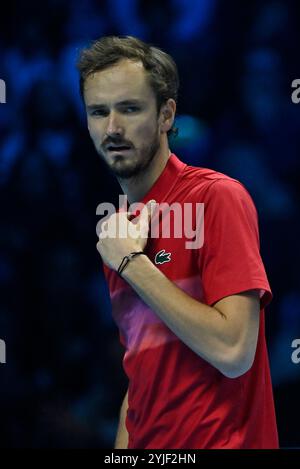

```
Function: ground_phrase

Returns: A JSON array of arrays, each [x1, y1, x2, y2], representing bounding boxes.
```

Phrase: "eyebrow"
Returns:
[[86, 99, 145, 110]]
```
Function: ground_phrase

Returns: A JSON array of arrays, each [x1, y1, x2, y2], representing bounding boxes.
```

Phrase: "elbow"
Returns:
[[218, 347, 256, 379]]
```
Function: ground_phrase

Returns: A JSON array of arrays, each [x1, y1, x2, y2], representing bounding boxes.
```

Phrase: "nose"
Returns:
[[105, 111, 124, 137]]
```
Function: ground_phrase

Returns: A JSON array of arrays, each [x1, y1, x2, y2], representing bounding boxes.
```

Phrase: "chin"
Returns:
[[113, 167, 138, 179], [112, 161, 142, 179]]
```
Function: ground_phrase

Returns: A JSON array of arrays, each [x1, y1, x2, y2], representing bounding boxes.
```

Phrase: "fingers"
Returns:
[[130, 199, 156, 221], [98, 200, 157, 239]]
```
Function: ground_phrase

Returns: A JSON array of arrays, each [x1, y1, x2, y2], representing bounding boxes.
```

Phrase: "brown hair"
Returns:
[[77, 35, 179, 137]]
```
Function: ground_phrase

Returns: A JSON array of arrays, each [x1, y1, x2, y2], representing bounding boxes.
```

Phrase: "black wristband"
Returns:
[[117, 251, 147, 277]]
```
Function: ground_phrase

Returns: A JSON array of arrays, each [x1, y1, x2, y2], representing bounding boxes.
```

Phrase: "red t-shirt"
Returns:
[[103, 154, 279, 449]]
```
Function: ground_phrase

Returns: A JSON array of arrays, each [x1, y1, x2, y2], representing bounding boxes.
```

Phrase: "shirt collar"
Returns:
[[140, 153, 186, 205]]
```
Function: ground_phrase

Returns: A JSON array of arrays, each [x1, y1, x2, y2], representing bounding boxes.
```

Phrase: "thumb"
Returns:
[[138, 199, 156, 237], [145, 199, 157, 221]]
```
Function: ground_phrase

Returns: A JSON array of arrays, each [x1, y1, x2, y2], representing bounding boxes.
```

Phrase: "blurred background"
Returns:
[[0, 0, 300, 448]]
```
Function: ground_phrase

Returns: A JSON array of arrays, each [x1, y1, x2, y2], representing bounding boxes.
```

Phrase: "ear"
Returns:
[[159, 99, 176, 134]]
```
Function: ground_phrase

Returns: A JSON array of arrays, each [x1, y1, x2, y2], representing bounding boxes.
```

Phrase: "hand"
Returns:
[[96, 199, 156, 270]]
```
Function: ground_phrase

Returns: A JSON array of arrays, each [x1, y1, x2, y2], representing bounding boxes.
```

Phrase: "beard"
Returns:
[[98, 132, 160, 179]]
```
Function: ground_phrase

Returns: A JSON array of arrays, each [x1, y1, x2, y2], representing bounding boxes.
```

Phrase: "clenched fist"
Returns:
[[97, 199, 156, 271]]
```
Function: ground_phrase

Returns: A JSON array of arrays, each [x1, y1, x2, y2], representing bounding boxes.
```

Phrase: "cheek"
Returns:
[[133, 115, 158, 141], [88, 120, 102, 143]]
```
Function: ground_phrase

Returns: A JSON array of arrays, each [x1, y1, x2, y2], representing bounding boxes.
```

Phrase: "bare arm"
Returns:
[[114, 389, 129, 449], [122, 255, 260, 379]]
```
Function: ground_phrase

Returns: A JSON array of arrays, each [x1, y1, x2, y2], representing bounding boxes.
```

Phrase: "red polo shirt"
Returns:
[[103, 153, 278, 449]]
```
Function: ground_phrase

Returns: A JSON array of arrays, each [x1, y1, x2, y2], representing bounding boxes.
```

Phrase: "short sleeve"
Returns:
[[198, 179, 272, 309]]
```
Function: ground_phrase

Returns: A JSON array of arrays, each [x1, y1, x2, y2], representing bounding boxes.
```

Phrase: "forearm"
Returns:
[[114, 390, 129, 449], [122, 255, 240, 375]]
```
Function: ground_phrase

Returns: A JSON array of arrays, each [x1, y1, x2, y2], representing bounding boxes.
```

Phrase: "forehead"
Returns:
[[83, 59, 154, 105]]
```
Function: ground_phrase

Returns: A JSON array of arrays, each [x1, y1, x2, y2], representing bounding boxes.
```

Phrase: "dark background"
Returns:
[[0, 0, 300, 448]]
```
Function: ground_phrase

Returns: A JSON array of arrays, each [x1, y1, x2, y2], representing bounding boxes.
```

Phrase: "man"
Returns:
[[77, 36, 278, 449]]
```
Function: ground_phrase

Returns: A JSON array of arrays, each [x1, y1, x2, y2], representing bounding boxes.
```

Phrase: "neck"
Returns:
[[117, 138, 171, 204]]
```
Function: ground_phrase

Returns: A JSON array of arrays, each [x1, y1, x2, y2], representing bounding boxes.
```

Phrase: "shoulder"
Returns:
[[202, 177, 259, 233], [205, 177, 254, 204], [182, 163, 255, 206]]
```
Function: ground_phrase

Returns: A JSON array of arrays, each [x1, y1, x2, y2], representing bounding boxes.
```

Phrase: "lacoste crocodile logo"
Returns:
[[154, 249, 172, 265]]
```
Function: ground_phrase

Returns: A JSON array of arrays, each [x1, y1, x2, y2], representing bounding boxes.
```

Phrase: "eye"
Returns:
[[91, 109, 108, 117], [123, 106, 140, 114]]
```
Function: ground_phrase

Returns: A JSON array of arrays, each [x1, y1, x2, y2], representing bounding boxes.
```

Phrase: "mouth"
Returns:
[[106, 144, 132, 153]]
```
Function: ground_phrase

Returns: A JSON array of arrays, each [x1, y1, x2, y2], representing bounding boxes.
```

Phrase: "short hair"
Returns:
[[77, 35, 179, 137]]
